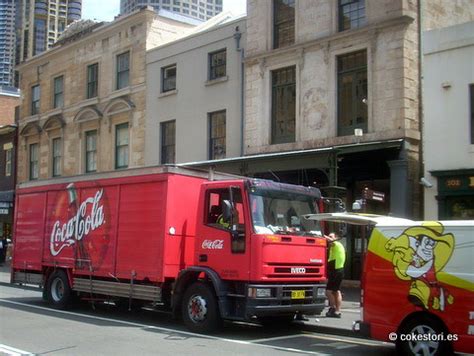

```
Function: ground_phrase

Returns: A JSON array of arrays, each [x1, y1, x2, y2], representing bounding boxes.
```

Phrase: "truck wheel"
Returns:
[[46, 270, 72, 309], [396, 315, 452, 356], [181, 282, 222, 333]]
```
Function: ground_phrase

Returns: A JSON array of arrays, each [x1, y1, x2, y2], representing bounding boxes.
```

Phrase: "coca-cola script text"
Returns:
[[50, 189, 105, 256]]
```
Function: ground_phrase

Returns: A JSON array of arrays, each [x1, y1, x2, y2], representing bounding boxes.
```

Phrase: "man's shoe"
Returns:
[[325, 307, 335, 317], [327, 312, 342, 318]]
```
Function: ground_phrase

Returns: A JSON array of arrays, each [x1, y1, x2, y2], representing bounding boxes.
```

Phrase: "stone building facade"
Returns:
[[16, 7, 195, 183], [238, 0, 473, 220]]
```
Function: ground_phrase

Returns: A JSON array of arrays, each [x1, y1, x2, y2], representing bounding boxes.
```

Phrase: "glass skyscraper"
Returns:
[[120, 0, 223, 21]]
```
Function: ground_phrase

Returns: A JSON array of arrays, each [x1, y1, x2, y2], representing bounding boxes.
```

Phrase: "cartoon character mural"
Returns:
[[385, 222, 455, 311]]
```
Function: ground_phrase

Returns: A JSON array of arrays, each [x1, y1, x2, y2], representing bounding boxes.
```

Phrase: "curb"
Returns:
[[299, 323, 363, 338]]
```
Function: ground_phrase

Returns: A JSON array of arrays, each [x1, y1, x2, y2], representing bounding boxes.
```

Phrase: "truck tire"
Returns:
[[396, 315, 452, 356], [181, 282, 222, 333], [46, 270, 73, 309]]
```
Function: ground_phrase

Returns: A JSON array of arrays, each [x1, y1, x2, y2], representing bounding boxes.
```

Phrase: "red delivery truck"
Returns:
[[305, 213, 474, 355], [11, 166, 328, 332]]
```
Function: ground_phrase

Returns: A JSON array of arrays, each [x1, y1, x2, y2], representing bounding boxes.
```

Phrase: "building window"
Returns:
[[162, 65, 177, 92], [85, 130, 97, 173], [161, 120, 176, 164], [29, 143, 39, 180], [53, 76, 64, 108], [273, 0, 295, 49], [271, 66, 296, 144], [33, 18, 46, 55], [116, 51, 130, 90], [87, 63, 99, 99], [52, 137, 61, 177], [339, 0, 366, 32], [209, 49, 226, 80], [5, 148, 12, 177], [470, 84, 474, 144], [115, 123, 129, 169], [31, 84, 40, 115], [337, 50, 368, 136], [209, 111, 226, 160]]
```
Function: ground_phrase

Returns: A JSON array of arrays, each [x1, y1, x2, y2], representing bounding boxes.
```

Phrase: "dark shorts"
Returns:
[[327, 268, 344, 292]]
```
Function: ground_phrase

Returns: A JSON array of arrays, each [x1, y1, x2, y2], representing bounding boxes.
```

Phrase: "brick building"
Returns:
[[0, 87, 19, 244]]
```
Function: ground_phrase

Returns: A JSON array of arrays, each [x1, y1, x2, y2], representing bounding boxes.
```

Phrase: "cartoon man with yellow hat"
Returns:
[[385, 222, 455, 311]]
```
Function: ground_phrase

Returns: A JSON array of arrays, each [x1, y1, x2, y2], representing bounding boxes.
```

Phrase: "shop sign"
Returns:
[[363, 188, 385, 202], [443, 176, 474, 191]]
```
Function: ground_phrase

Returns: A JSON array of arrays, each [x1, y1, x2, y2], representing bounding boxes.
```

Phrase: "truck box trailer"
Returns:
[[12, 166, 328, 332]]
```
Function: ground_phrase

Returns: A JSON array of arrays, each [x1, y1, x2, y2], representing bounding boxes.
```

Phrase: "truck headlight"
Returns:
[[317, 287, 326, 297], [248, 287, 272, 298]]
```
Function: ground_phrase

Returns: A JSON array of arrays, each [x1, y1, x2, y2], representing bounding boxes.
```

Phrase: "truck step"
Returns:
[[73, 278, 162, 302]]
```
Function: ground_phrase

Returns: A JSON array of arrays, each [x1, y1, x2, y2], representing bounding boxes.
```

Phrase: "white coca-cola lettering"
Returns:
[[50, 189, 105, 256], [201, 239, 224, 250]]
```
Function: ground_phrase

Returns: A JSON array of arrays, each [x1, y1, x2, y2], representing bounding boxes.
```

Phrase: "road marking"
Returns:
[[0, 299, 331, 356], [311, 342, 356, 350], [302, 332, 391, 347], [0, 344, 34, 356], [252, 334, 303, 343]]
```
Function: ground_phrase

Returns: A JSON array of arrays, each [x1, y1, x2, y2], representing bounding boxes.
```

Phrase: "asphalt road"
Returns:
[[0, 284, 396, 356]]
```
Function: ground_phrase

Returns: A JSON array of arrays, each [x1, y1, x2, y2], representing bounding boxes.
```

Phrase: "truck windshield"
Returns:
[[249, 189, 321, 236]]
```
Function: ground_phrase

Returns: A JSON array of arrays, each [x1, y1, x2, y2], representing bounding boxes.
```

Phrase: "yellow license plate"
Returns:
[[291, 290, 305, 299]]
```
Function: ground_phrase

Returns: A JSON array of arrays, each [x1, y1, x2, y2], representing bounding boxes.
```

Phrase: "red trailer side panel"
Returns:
[[115, 179, 167, 282], [13, 192, 46, 271]]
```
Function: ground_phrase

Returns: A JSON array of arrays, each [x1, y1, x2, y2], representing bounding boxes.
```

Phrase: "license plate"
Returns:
[[291, 290, 305, 299]]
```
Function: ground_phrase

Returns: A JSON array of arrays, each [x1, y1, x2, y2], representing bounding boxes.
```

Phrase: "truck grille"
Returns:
[[265, 263, 324, 279]]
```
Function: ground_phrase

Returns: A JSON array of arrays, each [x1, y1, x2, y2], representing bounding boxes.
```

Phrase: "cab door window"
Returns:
[[205, 188, 245, 253]]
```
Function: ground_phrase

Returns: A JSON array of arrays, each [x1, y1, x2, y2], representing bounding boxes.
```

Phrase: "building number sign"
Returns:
[[444, 176, 474, 190]]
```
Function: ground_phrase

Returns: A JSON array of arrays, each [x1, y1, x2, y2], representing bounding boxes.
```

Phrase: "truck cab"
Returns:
[[178, 178, 327, 331]]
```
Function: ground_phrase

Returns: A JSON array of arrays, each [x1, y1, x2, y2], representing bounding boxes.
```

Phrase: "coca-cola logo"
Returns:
[[50, 189, 105, 256], [202, 239, 224, 250]]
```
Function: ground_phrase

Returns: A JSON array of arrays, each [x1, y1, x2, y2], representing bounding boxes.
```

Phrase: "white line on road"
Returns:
[[302, 332, 392, 347], [0, 344, 34, 356], [0, 299, 332, 356], [310, 342, 356, 350], [251, 334, 304, 343]]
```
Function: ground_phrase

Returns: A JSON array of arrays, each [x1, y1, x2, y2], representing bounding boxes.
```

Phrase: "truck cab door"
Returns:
[[195, 184, 250, 281]]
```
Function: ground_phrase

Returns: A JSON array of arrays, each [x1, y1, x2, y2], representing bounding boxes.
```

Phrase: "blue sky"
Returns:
[[82, 0, 247, 22]]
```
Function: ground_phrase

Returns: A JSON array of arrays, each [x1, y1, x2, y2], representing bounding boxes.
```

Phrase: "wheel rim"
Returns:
[[187, 294, 208, 323], [51, 278, 64, 302], [408, 324, 439, 356]]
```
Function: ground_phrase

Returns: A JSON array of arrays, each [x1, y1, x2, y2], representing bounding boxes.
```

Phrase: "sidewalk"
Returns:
[[0, 260, 361, 334]]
